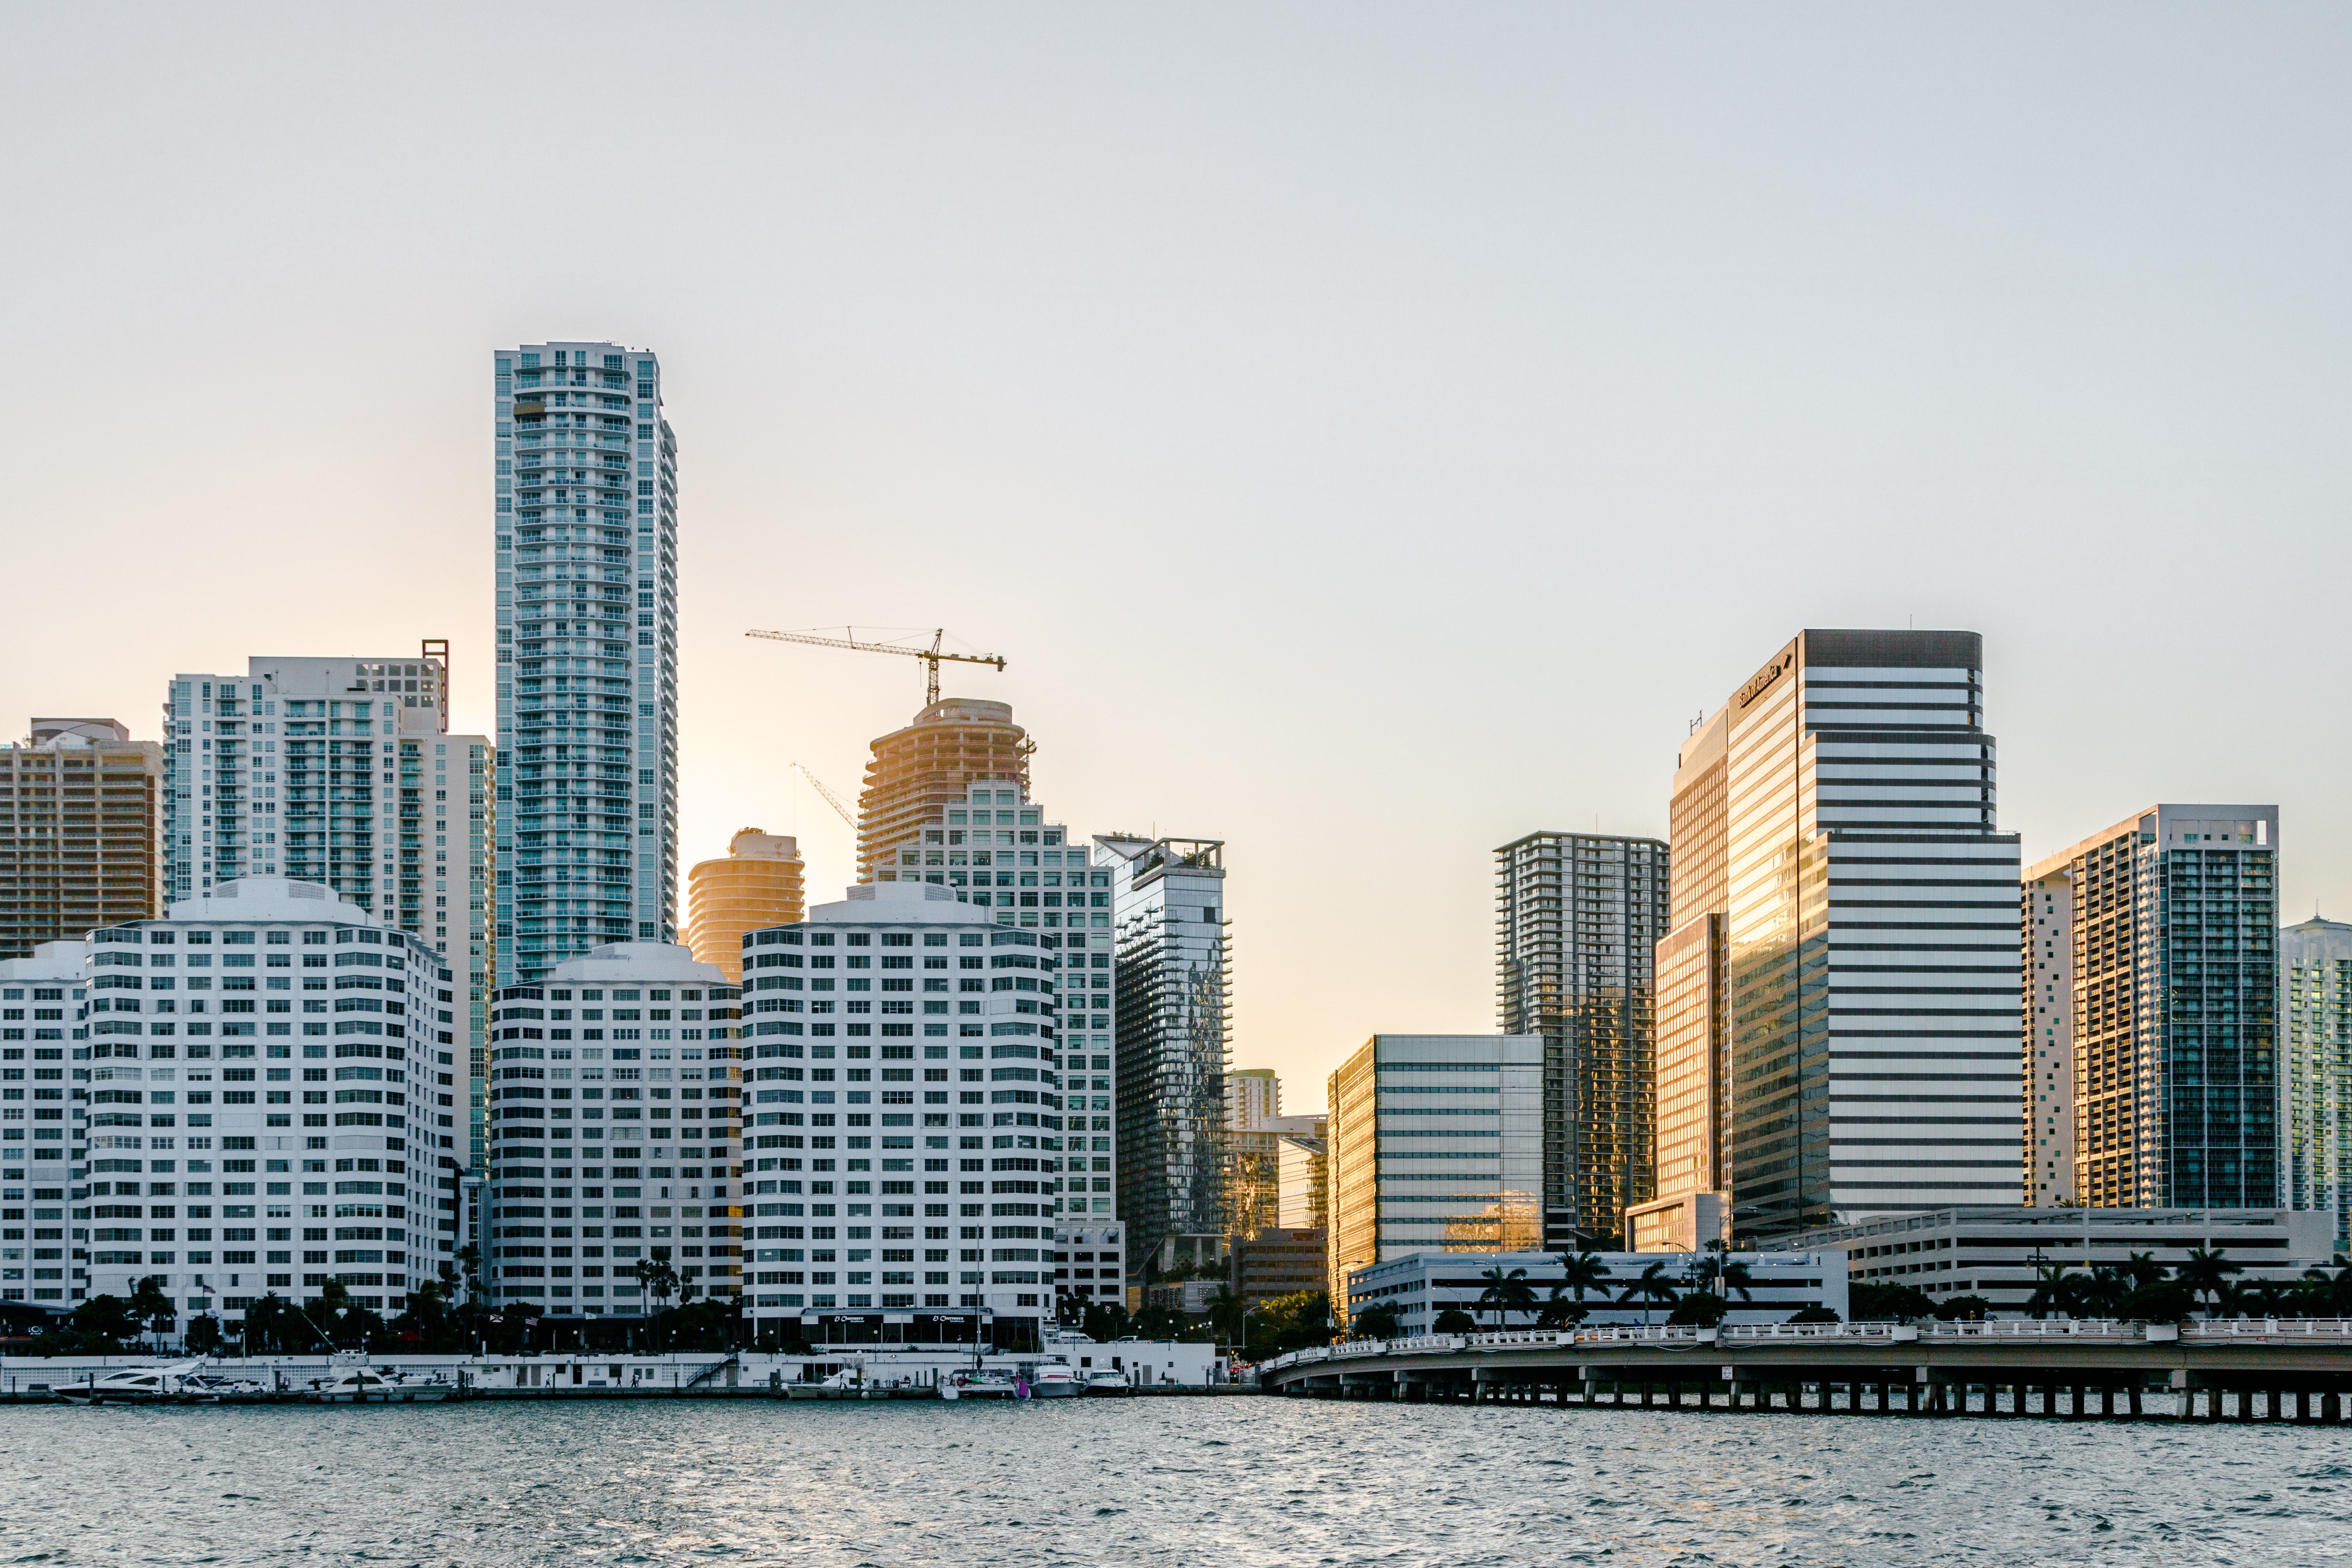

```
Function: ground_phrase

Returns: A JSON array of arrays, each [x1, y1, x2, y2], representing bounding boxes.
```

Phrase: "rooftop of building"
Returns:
[[0, 940, 89, 982], [21, 718, 134, 746], [714, 828, 801, 861], [534, 941, 730, 985], [158, 877, 383, 927], [806, 882, 996, 926]]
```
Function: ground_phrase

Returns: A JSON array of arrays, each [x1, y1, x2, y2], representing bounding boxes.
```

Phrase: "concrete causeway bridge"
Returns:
[[1259, 1319, 2352, 1421]]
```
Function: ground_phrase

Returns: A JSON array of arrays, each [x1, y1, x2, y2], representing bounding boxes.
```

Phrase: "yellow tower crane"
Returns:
[[790, 762, 857, 829], [746, 626, 1006, 708]]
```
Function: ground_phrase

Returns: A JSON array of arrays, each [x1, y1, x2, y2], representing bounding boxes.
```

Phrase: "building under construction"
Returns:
[[855, 698, 1031, 881]]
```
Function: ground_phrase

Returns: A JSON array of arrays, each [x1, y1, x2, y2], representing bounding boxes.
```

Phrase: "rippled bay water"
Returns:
[[4, 1397, 2350, 1565]]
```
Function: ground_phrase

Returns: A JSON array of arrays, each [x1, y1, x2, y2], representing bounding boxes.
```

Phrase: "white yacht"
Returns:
[[311, 1367, 452, 1404], [1083, 1368, 1133, 1395], [57, 1361, 211, 1405]]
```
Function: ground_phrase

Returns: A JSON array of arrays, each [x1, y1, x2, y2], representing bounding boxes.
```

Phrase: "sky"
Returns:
[[6, 5, 2350, 1114]]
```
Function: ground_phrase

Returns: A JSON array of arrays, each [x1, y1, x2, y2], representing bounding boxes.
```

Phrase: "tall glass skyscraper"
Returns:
[[1097, 834, 1229, 1274], [1657, 629, 2023, 1243], [493, 342, 679, 984], [1494, 831, 1671, 1248]]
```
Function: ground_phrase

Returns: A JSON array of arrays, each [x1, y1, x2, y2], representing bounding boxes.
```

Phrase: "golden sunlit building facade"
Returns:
[[685, 828, 804, 982]]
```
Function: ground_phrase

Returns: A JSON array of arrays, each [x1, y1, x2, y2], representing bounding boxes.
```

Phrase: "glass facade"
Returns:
[[1494, 831, 1670, 1248], [1323, 1033, 1542, 1327], [2027, 807, 2279, 1211], [494, 342, 677, 984], [1098, 835, 1227, 1273], [1718, 630, 2022, 1240]]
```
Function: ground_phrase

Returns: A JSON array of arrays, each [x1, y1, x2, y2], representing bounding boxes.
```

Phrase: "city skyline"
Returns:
[[9, 9, 2352, 1113]]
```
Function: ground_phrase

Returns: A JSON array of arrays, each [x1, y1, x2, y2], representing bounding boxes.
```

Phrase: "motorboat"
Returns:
[[311, 1367, 451, 1404], [1083, 1368, 1133, 1396], [57, 1360, 214, 1405], [182, 1371, 270, 1399], [1028, 1364, 1083, 1398]]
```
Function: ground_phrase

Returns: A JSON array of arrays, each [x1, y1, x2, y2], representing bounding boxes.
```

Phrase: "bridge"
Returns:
[[1258, 1319, 2352, 1421]]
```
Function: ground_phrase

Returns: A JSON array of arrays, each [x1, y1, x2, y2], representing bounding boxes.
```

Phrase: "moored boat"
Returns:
[[311, 1368, 451, 1404], [1083, 1368, 1133, 1396], [57, 1360, 210, 1405], [1029, 1364, 1083, 1398]]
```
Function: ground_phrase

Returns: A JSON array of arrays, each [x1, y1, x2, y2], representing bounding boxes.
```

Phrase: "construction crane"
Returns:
[[747, 626, 1005, 708], [791, 762, 857, 830]]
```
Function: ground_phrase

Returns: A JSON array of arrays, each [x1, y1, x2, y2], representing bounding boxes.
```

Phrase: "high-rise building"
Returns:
[[0, 719, 162, 959], [75, 878, 457, 1323], [2025, 806, 2281, 1211], [2283, 915, 2352, 1254], [1275, 1130, 1329, 1231], [1324, 1033, 1542, 1327], [1227, 1067, 1279, 1130], [736, 880, 1079, 1334], [160, 657, 492, 1170], [1649, 629, 2022, 1244], [493, 340, 679, 984], [858, 699, 1030, 883], [1223, 1066, 1283, 1237], [686, 829, 805, 982], [1633, 707, 1735, 1251], [483, 940, 742, 1314], [1495, 831, 1671, 1248], [1097, 834, 1228, 1281]]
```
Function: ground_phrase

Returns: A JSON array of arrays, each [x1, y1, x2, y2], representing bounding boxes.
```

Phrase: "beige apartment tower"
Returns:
[[2026, 805, 2280, 1211], [856, 698, 1030, 881], [0, 719, 163, 959], [684, 827, 805, 982]]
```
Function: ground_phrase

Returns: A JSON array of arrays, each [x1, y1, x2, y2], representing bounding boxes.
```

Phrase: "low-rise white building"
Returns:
[[1045, 1328, 1225, 1387], [70, 878, 450, 1324], [1760, 1205, 2334, 1315], [1347, 1248, 1849, 1333]]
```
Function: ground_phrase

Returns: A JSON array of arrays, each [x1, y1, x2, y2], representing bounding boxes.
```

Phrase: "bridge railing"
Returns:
[[1257, 1316, 2352, 1376], [2183, 1317, 2352, 1344]]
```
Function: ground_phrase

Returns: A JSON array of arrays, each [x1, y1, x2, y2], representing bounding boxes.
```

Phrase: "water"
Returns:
[[4, 1398, 2349, 1565]]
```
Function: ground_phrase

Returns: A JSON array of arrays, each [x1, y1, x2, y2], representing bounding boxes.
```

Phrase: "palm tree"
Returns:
[[1616, 1261, 1680, 1325], [634, 1256, 680, 1312], [2121, 1251, 2168, 1291], [2176, 1246, 2242, 1315], [2024, 1261, 2084, 1321], [2301, 1256, 2352, 1317], [1476, 1266, 1539, 1330], [1555, 1250, 1611, 1304], [1536, 1285, 1590, 1330]]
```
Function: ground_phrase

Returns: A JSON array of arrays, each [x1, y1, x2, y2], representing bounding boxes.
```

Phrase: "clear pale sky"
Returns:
[[6, 6, 2348, 1114]]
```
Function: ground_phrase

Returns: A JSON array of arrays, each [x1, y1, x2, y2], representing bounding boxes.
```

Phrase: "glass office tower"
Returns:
[[1690, 629, 2022, 1240]]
